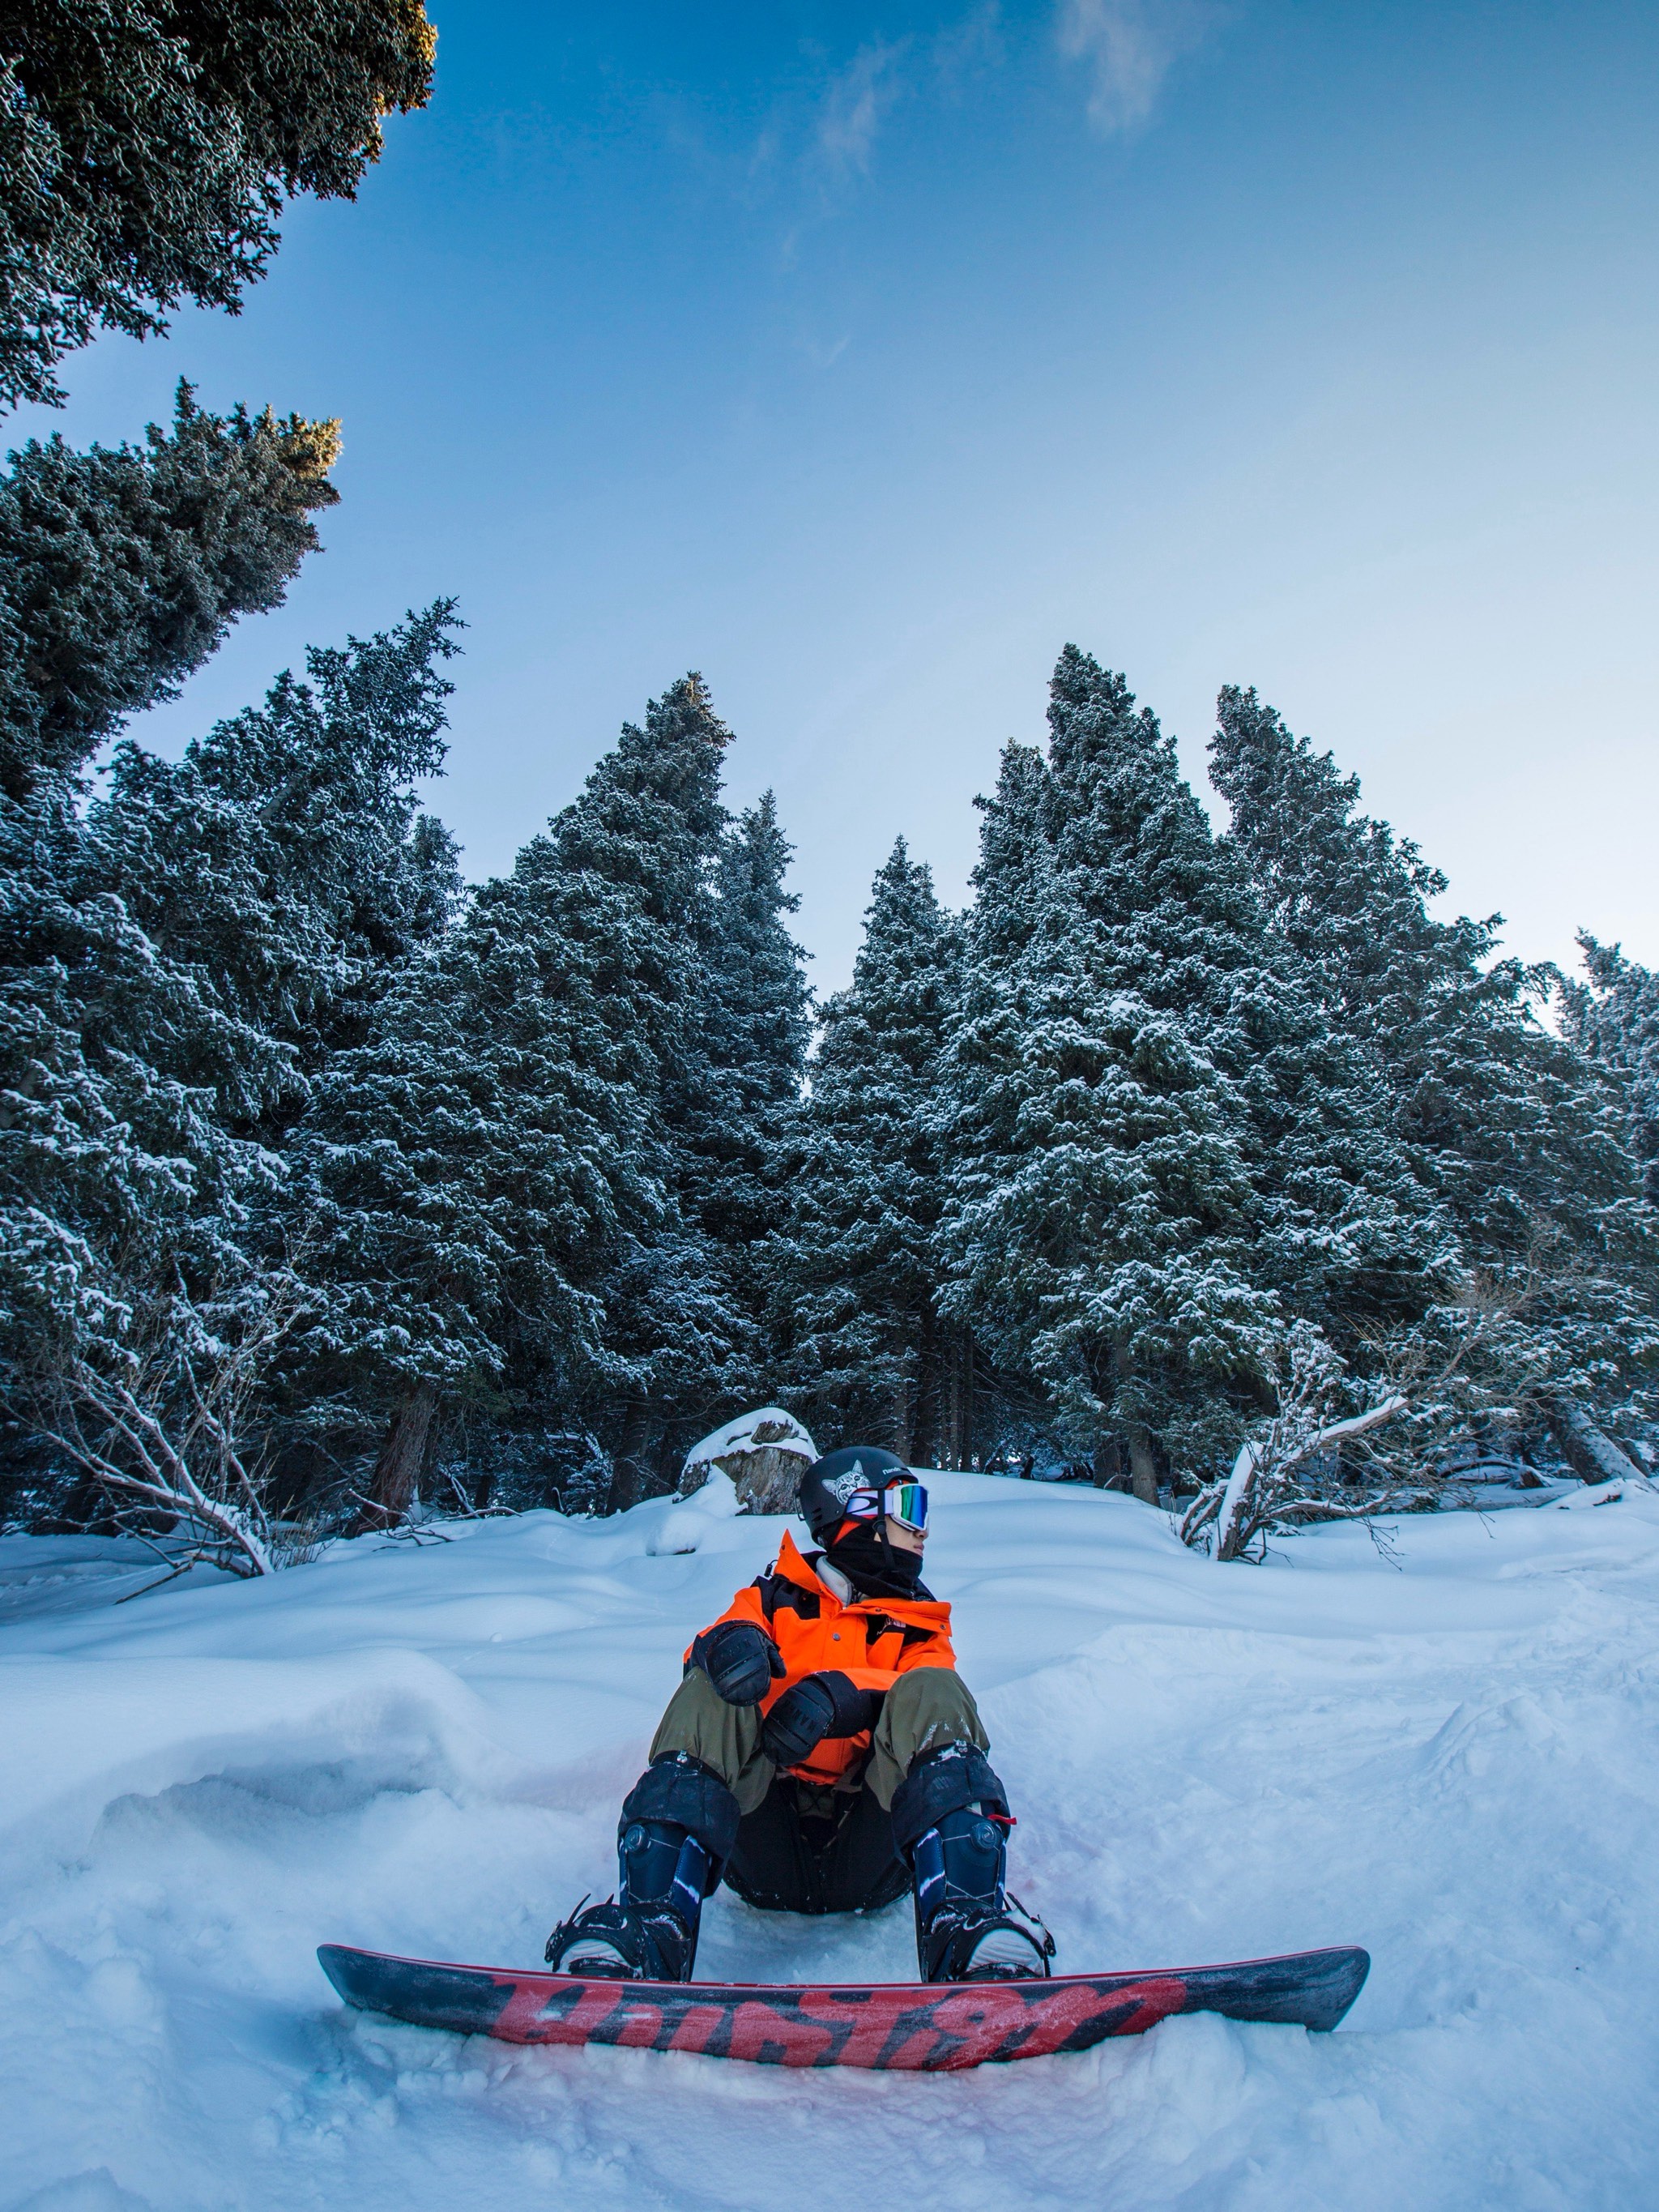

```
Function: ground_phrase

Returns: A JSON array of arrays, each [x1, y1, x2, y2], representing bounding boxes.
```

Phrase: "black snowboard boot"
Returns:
[[544, 1819, 710, 1982], [891, 1744, 1055, 1984], [911, 1805, 1055, 1984], [544, 1753, 740, 1983]]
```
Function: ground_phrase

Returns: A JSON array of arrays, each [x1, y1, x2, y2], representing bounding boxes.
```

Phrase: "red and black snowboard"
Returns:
[[318, 1941, 1368, 2071]]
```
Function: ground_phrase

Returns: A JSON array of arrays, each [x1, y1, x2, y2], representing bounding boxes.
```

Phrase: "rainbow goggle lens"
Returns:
[[843, 1479, 929, 1535]]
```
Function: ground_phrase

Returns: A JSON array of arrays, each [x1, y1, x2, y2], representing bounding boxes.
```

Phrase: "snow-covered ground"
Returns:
[[5, 1473, 1657, 2211]]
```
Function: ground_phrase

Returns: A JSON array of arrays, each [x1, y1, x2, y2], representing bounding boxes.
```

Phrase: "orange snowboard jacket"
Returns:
[[688, 1530, 956, 1787]]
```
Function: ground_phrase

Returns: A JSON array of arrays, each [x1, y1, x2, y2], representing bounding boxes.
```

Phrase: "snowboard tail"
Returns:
[[317, 1942, 1368, 2071]]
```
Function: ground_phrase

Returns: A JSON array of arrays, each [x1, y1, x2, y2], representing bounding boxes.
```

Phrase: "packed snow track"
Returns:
[[3, 1472, 1657, 2210]]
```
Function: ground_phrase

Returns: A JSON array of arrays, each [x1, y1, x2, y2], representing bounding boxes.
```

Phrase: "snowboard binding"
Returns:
[[544, 1817, 712, 1983], [544, 1894, 698, 1982], [911, 1804, 1056, 1984], [918, 1890, 1056, 1982]]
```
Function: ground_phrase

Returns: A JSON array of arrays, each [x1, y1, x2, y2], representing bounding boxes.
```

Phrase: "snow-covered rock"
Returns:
[[676, 1405, 818, 1514]]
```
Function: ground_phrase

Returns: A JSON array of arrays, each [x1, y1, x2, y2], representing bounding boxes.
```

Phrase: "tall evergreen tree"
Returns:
[[782, 839, 961, 1460], [0, 385, 341, 798], [679, 792, 810, 1362], [1211, 685, 1657, 1440], [0, 0, 436, 408], [292, 673, 750, 1520], [938, 649, 1445, 1497], [287, 865, 643, 1527], [0, 608, 462, 1513], [1209, 685, 1623, 1256], [90, 602, 462, 1112], [552, 675, 748, 1486], [0, 775, 282, 1376], [1560, 936, 1659, 1206]]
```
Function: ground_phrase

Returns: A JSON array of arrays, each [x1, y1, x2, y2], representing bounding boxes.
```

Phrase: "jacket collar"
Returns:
[[770, 1529, 950, 1623], [773, 1529, 834, 1598], [815, 1555, 855, 1603]]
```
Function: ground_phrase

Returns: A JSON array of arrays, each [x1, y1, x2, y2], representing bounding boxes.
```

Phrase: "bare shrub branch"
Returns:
[[1179, 1272, 1533, 1562], [12, 1267, 315, 1578]]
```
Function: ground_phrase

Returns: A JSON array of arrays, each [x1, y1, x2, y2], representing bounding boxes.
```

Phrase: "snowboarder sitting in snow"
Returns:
[[546, 1446, 1055, 1987]]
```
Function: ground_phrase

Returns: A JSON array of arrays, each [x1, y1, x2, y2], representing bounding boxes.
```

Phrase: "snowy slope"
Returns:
[[4, 1474, 1658, 2211]]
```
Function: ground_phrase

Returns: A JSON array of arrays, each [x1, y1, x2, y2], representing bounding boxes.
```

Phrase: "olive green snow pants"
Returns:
[[649, 1664, 991, 1816]]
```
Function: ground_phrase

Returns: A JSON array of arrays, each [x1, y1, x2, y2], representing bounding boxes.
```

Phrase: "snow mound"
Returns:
[[644, 1470, 741, 1554], [4, 1480, 1659, 2209], [1555, 1472, 1657, 1509]]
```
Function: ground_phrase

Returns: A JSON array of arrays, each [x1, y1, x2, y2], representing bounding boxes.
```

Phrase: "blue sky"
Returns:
[[19, 2, 1659, 989]]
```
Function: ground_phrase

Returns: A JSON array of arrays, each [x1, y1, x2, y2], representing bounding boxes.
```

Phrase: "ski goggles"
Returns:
[[843, 1479, 929, 1535]]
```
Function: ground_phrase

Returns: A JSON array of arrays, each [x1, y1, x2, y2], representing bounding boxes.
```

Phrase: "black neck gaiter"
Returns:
[[821, 1522, 932, 1602]]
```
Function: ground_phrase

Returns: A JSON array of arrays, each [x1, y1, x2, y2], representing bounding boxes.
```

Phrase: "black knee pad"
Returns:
[[889, 1742, 1009, 1857], [621, 1753, 741, 1865]]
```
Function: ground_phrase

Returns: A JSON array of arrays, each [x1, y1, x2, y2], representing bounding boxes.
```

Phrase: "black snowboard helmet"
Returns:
[[796, 1445, 911, 1549]]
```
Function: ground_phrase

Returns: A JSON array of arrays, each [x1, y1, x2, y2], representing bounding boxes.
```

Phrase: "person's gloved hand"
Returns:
[[761, 1672, 885, 1768], [690, 1619, 787, 1706]]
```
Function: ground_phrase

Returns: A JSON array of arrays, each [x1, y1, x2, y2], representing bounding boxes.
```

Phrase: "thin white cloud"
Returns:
[[816, 39, 910, 176], [934, 2, 1005, 88], [1056, 0, 1221, 135]]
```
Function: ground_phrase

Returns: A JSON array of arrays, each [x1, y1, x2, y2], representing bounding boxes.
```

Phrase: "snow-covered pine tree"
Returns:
[[679, 792, 810, 1369], [925, 739, 1071, 1467], [292, 674, 750, 1523], [939, 695, 1270, 1497], [3, 606, 468, 1539], [48, 606, 464, 1530], [0, 737, 301, 1548], [966, 739, 1056, 967], [560, 676, 752, 1493], [90, 604, 463, 1122], [286, 879, 631, 1529], [0, 392, 347, 1533], [1209, 684, 1621, 1258], [0, 616, 464, 1543], [1560, 936, 1659, 1205], [938, 649, 1445, 1500], [781, 838, 962, 1461], [0, 386, 341, 799], [1211, 687, 1657, 1454], [0, 2, 436, 408]]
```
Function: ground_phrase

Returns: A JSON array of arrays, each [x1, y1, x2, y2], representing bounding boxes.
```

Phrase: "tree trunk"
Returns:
[[946, 1327, 973, 1468], [351, 1380, 437, 1534], [890, 1372, 913, 1465], [1111, 1339, 1160, 1504], [942, 1335, 962, 1471], [1125, 1424, 1160, 1506], [914, 1305, 943, 1471], [1091, 1437, 1124, 1490], [1541, 1393, 1645, 1486], [606, 1400, 658, 1514]]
